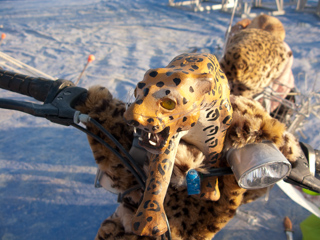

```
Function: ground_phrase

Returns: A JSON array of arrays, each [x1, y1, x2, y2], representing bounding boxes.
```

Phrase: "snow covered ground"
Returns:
[[0, 0, 319, 239]]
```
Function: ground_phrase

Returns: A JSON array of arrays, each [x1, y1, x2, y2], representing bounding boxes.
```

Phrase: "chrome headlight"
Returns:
[[227, 141, 292, 189]]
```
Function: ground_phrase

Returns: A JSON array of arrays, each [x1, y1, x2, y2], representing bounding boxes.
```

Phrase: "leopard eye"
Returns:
[[160, 98, 176, 110]]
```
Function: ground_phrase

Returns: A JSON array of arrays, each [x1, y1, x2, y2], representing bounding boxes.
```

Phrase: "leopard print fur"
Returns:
[[123, 53, 233, 235], [75, 86, 301, 240], [220, 28, 292, 98]]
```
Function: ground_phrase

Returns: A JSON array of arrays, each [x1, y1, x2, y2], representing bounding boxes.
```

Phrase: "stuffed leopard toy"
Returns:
[[123, 53, 233, 235], [221, 14, 295, 118], [75, 53, 302, 239], [221, 14, 293, 99]]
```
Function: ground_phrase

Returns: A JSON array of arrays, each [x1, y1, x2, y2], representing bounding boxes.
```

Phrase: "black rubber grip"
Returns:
[[0, 69, 74, 102]]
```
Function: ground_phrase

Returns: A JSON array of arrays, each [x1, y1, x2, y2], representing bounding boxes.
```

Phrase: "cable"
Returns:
[[164, 214, 172, 240], [203, 167, 233, 178], [71, 123, 145, 189], [89, 118, 147, 183]]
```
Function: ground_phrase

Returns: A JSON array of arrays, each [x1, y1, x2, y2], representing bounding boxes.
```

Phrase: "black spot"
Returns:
[[189, 86, 194, 93], [182, 221, 187, 230], [207, 63, 214, 72], [137, 212, 143, 217], [152, 125, 159, 131], [169, 116, 174, 120], [144, 200, 151, 209], [182, 71, 189, 74], [137, 82, 145, 89], [158, 165, 165, 176], [172, 205, 180, 210], [112, 108, 125, 118], [191, 65, 199, 70], [152, 226, 160, 235], [186, 57, 197, 62], [173, 78, 181, 86], [183, 97, 188, 105], [223, 115, 232, 124], [143, 88, 149, 97], [149, 71, 158, 77], [95, 155, 105, 164], [177, 127, 182, 132], [164, 149, 170, 155], [133, 222, 140, 231], [207, 224, 220, 233], [101, 219, 117, 227], [147, 118, 154, 123], [183, 117, 187, 122], [165, 90, 171, 95], [182, 208, 189, 217], [136, 99, 143, 105], [147, 217, 153, 222], [166, 72, 173, 76], [206, 110, 214, 118], [156, 81, 164, 87], [208, 109, 220, 121], [191, 122, 196, 127]]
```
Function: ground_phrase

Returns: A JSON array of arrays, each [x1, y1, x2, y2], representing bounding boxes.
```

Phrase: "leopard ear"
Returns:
[[194, 77, 213, 95]]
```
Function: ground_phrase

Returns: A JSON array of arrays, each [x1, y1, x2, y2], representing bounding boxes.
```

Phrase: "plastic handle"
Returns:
[[0, 69, 74, 102]]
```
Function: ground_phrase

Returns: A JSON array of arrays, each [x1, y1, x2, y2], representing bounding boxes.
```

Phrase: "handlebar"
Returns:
[[0, 69, 75, 102], [284, 142, 320, 193], [0, 69, 87, 126]]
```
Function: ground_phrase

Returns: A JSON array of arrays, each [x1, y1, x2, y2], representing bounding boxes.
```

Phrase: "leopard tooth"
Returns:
[[148, 132, 151, 139], [138, 137, 143, 141], [149, 140, 157, 146], [133, 127, 137, 134]]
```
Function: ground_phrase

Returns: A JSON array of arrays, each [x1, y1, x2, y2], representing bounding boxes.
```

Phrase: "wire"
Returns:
[[71, 123, 145, 189], [88, 118, 147, 183], [204, 167, 233, 177], [164, 214, 172, 240]]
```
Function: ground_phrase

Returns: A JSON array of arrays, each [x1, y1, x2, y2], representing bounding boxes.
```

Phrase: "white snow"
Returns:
[[0, 0, 319, 239]]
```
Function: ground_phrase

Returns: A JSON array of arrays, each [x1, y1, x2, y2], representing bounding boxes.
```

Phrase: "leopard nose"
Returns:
[[152, 125, 159, 131]]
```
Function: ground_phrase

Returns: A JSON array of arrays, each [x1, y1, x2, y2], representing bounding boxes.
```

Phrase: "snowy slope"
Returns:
[[0, 0, 319, 239]]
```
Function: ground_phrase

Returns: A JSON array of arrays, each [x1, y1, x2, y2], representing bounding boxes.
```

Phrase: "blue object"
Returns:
[[186, 169, 201, 195]]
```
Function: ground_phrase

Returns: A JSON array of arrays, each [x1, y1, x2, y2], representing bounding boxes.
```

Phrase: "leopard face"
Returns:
[[124, 53, 220, 155], [220, 28, 290, 98]]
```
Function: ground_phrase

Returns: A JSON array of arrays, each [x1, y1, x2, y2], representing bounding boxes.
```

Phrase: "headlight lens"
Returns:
[[239, 162, 291, 189]]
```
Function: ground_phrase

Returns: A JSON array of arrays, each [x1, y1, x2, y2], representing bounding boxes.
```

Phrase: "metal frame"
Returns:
[[168, 0, 235, 12], [220, 0, 286, 18], [296, 0, 320, 16], [169, 0, 287, 18]]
